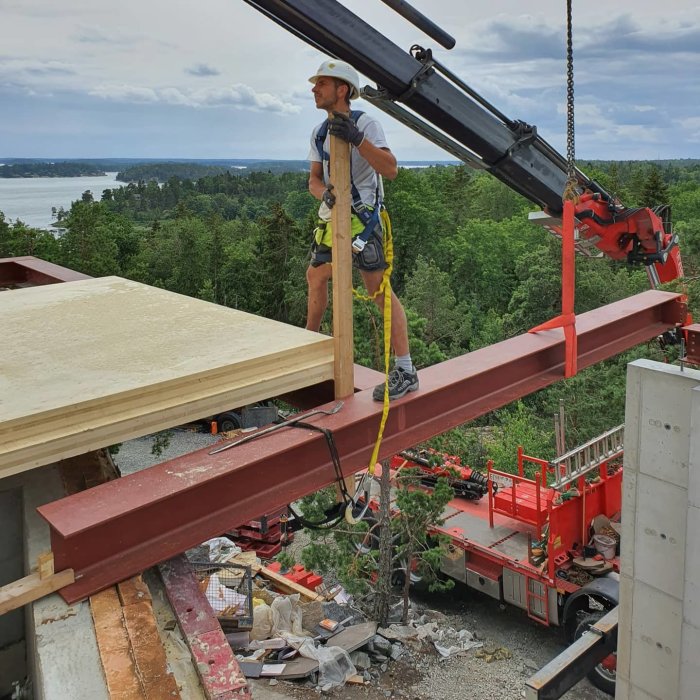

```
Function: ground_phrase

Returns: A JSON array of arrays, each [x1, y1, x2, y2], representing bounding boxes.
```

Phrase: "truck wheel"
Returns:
[[574, 613, 616, 696], [217, 412, 241, 433]]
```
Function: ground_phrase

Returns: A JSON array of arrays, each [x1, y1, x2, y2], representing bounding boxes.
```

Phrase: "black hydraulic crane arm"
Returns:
[[243, 0, 684, 285], [243, 0, 579, 213]]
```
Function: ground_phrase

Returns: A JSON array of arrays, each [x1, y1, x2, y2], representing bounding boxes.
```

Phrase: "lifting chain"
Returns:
[[562, 0, 579, 204]]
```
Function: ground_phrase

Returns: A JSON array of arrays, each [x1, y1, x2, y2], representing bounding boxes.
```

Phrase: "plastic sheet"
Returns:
[[270, 594, 304, 637]]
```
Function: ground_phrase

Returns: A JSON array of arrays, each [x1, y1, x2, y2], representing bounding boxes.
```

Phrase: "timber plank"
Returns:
[[1, 276, 334, 477], [252, 564, 324, 602], [0, 568, 75, 616]]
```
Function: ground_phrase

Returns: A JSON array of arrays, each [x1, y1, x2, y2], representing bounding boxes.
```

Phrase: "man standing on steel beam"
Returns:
[[306, 58, 419, 401]]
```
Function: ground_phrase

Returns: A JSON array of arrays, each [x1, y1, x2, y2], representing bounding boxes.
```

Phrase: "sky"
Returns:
[[1, 0, 699, 162]]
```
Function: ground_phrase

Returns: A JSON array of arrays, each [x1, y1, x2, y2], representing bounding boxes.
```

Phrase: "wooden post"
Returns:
[[329, 126, 355, 497]]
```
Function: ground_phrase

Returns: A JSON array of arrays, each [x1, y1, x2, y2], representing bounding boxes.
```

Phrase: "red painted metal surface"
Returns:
[[0, 256, 89, 287], [684, 323, 700, 366], [530, 199, 577, 377], [38, 290, 685, 603], [159, 556, 251, 699]]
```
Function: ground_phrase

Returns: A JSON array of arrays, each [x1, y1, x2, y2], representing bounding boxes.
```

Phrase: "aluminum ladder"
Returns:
[[550, 424, 624, 490]]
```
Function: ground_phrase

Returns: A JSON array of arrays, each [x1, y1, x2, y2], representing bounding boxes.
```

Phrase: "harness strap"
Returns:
[[315, 110, 382, 244]]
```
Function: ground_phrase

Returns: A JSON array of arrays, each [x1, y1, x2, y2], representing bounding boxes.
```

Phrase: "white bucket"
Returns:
[[593, 534, 616, 560]]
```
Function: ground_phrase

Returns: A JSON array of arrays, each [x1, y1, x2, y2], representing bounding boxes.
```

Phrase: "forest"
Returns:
[[0, 161, 107, 178], [2, 160, 699, 474]]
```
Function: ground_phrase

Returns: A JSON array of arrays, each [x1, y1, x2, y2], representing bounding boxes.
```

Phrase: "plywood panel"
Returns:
[[0, 277, 334, 477]]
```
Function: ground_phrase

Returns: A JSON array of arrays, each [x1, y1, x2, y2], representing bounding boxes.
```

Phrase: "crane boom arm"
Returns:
[[244, 0, 683, 285]]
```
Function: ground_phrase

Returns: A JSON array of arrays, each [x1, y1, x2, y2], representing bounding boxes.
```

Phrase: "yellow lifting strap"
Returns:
[[353, 208, 394, 477]]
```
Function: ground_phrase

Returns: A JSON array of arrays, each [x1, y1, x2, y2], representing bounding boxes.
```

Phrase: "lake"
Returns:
[[0, 172, 122, 230]]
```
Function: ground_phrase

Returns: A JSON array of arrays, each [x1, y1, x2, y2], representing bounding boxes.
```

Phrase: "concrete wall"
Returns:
[[0, 486, 25, 697], [617, 360, 700, 700], [0, 465, 108, 700]]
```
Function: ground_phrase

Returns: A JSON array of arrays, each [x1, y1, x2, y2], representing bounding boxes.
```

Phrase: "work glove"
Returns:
[[329, 111, 365, 147], [322, 184, 336, 209]]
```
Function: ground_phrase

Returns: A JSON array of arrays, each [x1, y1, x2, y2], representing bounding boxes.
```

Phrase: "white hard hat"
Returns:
[[308, 59, 361, 100]]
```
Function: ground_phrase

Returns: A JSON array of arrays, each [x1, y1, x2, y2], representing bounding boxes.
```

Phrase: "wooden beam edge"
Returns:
[[0, 568, 75, 616]]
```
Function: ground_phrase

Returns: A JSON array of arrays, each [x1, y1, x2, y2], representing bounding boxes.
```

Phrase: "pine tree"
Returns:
[[392, 468, 455, 623], [640, 165, 670, 208]]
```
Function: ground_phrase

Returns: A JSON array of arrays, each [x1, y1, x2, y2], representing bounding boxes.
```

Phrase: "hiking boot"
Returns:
[[373, 366, 419, 402]]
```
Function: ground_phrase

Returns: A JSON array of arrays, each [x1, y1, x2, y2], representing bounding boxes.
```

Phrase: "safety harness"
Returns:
[[314, 110, 382, 249], [310, 110, 396, 525]]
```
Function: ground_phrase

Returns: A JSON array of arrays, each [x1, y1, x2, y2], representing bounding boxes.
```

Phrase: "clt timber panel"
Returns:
[[0, 276, 334, 478]]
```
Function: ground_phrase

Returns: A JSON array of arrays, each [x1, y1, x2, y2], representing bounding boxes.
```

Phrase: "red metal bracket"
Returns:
[[38, 290, 685, 603], [529, 199, 577, 378], [684, 323, 700, 366]]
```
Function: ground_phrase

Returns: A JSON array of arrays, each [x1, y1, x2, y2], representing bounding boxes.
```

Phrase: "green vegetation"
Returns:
[[2, 159, 699, 471], [0, 161, 106, 178], [116, 163, 231, 183]]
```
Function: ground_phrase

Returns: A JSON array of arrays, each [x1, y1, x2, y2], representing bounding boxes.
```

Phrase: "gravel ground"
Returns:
[[112, 426, 220, 475], [249, 583, 610, 700], [114, 430, 610, 700]]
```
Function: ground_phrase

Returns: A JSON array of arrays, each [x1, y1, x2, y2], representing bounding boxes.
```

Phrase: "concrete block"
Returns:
[[627, 360, 700, 489], [617, 573, 634, 682], [629, 581, 682, 700], [34, 596, 109, 700], [689, 387, 700, 509], [620, 470, 637, 577], [22, 466, 109, 700], [624, 362, 644, 475], [680, 621, 700, 700], [635, 474, 687, 600], [628, 687, 664, 700], [684, 505, 700, 628], [615, 674, 630, 700]]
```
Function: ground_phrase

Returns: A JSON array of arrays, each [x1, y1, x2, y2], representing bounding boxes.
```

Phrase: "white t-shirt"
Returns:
[[308, 112, 389, 219]]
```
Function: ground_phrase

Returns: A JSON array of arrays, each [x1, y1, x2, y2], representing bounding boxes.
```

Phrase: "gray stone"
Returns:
[[350, 651, 372, 671], [371, 635, 393, 654], [390, 643, 403, 660], [524, 657, 540, 671], [268, 679, 278, 686], [380, 663, 388, 673]]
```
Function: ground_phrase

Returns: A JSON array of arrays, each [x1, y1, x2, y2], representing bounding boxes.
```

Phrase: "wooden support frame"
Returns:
[[329, 127, 356, 497], [0, 553, 75, 617], [329, 128, 355, 397]]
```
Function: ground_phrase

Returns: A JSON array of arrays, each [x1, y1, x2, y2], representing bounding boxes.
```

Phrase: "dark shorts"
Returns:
[[309, 222, 387, 272]]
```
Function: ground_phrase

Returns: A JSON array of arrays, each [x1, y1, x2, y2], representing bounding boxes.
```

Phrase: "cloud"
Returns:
[[71, 25, 139, 45], [456, 16, 564, 61], [89, 82, 301, 113], [0, 58, 77, 79], [678, 117, 700, 143], [90, 84, 159, 103], [186, 63, 220, 77]]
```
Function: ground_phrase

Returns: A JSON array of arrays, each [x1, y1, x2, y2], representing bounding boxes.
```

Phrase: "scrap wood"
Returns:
[[252, 564, 324, 602], [91, 580, 181, 699]]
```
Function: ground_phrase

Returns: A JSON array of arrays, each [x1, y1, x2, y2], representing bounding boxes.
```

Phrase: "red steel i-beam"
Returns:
[[38, 290, 685, 603], [0, 256, 90, 287]]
